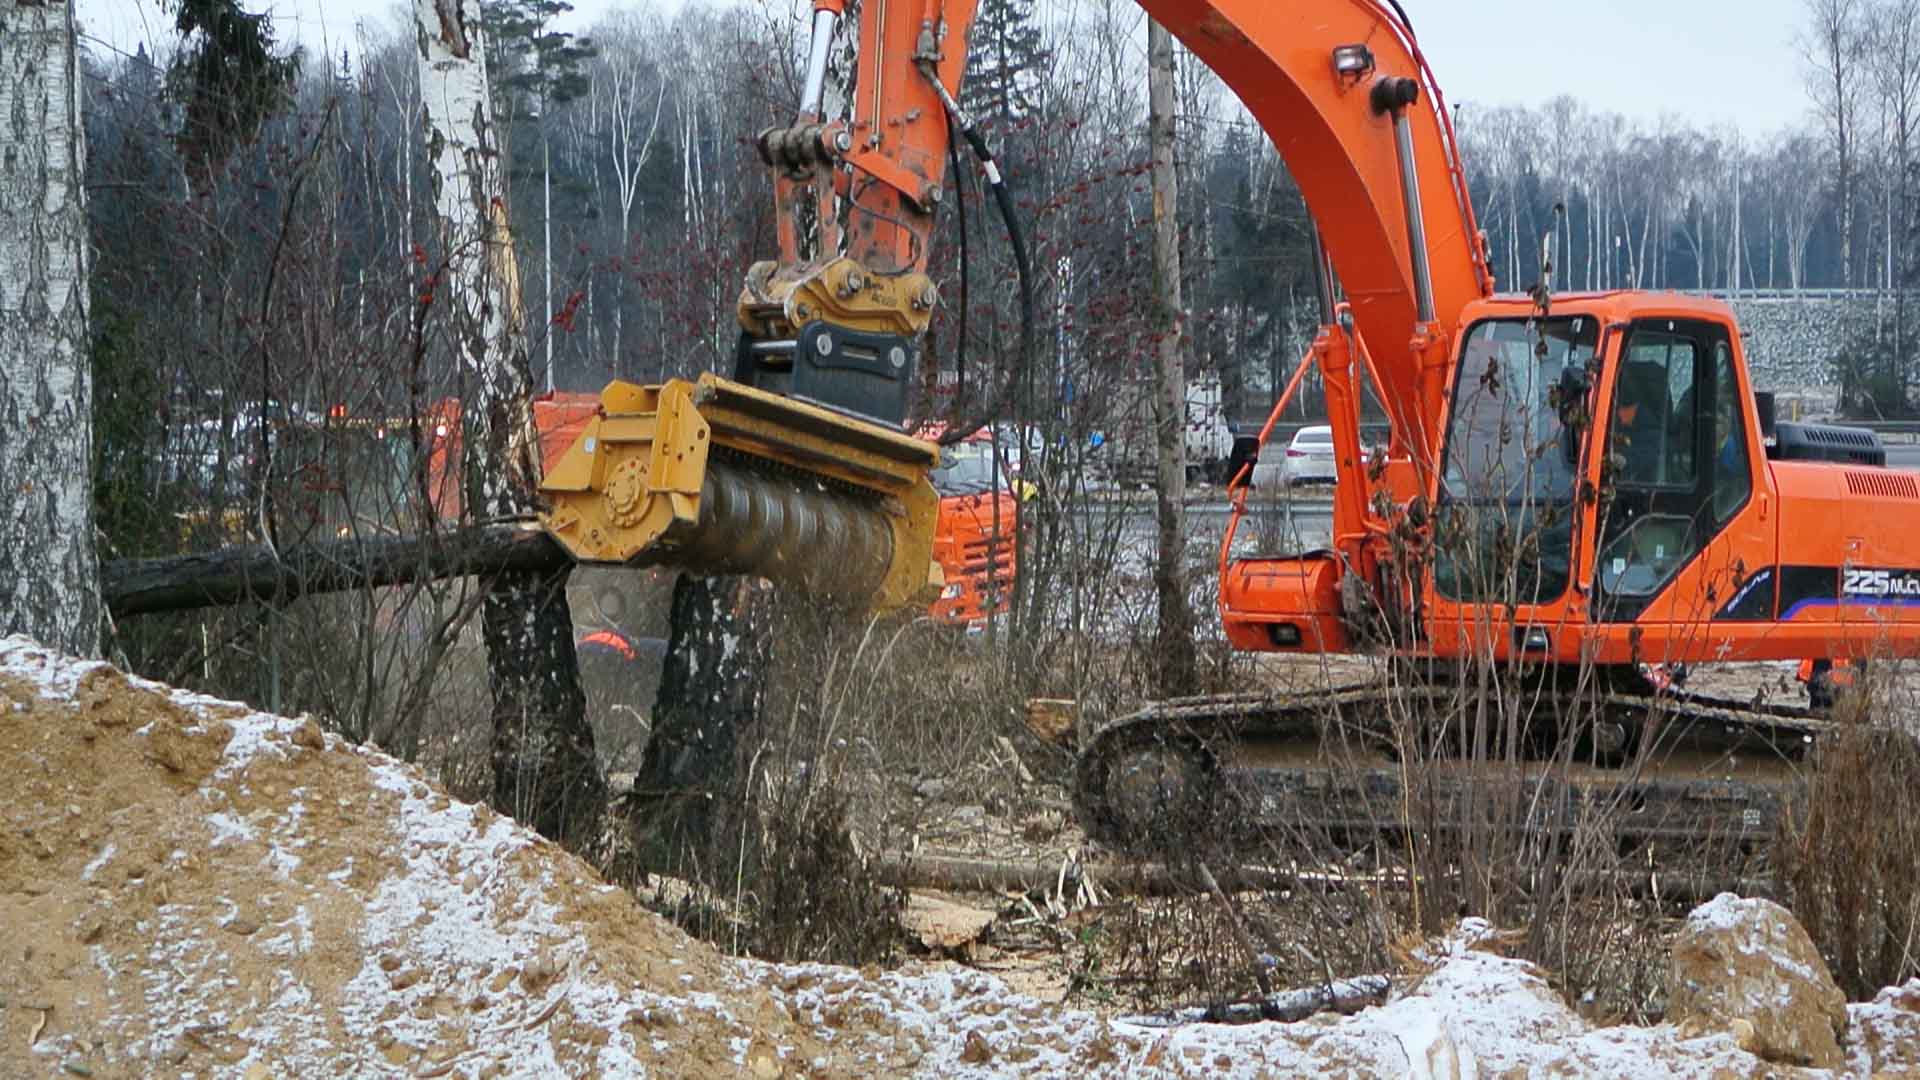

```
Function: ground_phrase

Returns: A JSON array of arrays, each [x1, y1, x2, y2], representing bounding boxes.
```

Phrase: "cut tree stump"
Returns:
[[624, 574, 775, 862]]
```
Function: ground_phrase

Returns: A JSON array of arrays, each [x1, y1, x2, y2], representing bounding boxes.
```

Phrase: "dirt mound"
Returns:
[[3, 635, 1918, 1079], [0, 637, 768, 1076]]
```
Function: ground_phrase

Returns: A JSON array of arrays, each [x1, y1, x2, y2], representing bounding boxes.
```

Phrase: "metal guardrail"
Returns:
[[1235, 421, 1393, 445], [1683, 288, 1920, 302]]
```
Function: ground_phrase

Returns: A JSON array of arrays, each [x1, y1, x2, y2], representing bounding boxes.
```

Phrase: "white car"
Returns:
[[1251, 425, 1338, 489]]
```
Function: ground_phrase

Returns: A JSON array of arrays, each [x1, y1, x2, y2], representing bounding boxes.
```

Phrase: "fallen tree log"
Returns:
[[1119, 974, 1394, 1027], [876, 851, 1294, 897], [875, 850, 1769, 905], [102, 523, 569, 618]]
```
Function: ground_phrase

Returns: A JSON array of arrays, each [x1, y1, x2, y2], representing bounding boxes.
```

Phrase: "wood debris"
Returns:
[[901, 892, 996, 953]]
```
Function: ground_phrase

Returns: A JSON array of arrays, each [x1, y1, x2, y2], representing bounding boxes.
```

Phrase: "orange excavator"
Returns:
[[535, 0, 1920, 850]]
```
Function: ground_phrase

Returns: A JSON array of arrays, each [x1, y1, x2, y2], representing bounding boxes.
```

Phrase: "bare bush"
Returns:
[[1777, 667, 1920, 1000]]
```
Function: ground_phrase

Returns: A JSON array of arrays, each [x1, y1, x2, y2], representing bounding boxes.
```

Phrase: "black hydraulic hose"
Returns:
[[1385, 0, 1416, 38], [948, 125, 970, 402], [919, 60, 1035, 448], [942, 122, 1035, 447]]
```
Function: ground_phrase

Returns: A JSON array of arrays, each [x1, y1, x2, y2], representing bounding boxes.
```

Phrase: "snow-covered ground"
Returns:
[[2, 633, 1916, 1078]]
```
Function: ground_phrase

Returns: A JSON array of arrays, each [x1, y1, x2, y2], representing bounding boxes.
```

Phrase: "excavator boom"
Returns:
[[1141, 0, 1491, 459]]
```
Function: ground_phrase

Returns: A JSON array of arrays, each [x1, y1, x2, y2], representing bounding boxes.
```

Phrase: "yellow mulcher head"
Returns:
[[538, 373, 943, 611]]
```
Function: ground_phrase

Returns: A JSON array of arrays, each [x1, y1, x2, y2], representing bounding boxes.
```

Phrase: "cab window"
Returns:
[[1610, 333, 1697, 488], [1595, 319, 1737, 617], [1710, 341, 1751, 523]]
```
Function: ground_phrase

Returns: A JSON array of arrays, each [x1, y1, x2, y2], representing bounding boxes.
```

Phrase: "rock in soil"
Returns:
[[1668, 893, 1849, 1069]]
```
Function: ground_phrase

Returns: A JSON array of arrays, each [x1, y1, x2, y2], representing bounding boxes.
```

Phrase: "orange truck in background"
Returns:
[[922, 428, 1019, 628], [429, 393, 1018, 627]]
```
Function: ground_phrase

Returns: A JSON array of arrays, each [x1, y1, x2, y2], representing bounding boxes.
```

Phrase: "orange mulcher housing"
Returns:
[[433, 394, 1016, 626]]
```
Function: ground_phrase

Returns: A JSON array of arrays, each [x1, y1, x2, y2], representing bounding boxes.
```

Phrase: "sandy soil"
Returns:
[[3, 635, 1917, 1079]]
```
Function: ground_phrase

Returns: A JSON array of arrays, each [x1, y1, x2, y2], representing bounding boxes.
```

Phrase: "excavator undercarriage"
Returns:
[[1074, 667, 1828, 874]]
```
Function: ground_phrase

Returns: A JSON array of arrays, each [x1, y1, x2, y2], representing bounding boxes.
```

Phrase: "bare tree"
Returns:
[[1774, 133, 1831, 287], [586, 10, 669, 366], [1868, 0, 1920, 395], [412, 0, 604, 848], [1805, 0, 1867, 286], [1146, 19, 1196, 695], [0, 0, 98, 658]]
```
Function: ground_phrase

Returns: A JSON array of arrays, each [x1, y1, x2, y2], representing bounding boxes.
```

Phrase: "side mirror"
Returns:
[[1226, 435, 1260, 486]]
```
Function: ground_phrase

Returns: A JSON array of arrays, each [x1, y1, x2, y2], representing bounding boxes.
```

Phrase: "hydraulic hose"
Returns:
[[919, 61, 1035, 448]]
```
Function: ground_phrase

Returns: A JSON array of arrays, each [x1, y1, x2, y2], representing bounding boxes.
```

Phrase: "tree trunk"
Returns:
[[0, 0, 97, 659], [414, 0, 604, 848], [1146, 22, 1197, 696], [99, 524, 565, 618], [626, 574, 774, 864]]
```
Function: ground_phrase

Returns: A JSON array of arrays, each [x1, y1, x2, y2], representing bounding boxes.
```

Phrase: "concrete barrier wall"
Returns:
[[1727, 295, 1894, 394]]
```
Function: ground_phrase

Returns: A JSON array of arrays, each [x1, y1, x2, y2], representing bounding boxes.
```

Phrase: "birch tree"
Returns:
[[1146, 20, 1197, 696], [1869, 0, 1920, 398], [413, 0, 604, 847], [587, 11, 668, 364], [1805, 0, 1866, 286], [0, 0, 98, 658]]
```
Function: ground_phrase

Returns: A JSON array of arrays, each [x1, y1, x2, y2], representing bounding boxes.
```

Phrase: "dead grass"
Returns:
[[1776, 665, 1920, 1000]]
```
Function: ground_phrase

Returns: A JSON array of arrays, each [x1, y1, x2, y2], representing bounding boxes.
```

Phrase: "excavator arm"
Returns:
[[538, 0, 1495, 616], [736, 0, 987, 428], [734, 0, 1494, 453]]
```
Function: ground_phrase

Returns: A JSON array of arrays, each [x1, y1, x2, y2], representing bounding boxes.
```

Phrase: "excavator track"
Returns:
[[1074, 679, 1830, 861]]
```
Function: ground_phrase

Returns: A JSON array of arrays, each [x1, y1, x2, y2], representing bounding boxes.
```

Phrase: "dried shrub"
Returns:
[[736, 766, 905, 966], [609, 597, 932, 968], [1777, 684, 1920, 1000]]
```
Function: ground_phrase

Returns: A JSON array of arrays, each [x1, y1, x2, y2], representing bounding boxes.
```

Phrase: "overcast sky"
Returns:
[[82, 0, 1814, 136]]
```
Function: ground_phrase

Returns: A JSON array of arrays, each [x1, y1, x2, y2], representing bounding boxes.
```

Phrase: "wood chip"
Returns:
[[1023, 698, 1078, 746], [415, 1057, 465, 1078], [27, 1005, 49, 1045], [901, 893, 995, 951], [993, 735, 1035, 784]]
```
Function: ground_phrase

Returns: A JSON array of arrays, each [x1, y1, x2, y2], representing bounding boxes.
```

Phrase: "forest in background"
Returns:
[[74, 0, 1920, 634], [78, 0, 1920, 470]]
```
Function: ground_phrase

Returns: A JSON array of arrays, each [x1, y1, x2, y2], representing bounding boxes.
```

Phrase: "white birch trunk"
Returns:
[[414, 0, 537, 515], [0, 0, 97, 658], [413, 0, 603, 847], [1146, 21, 1196, 696]]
